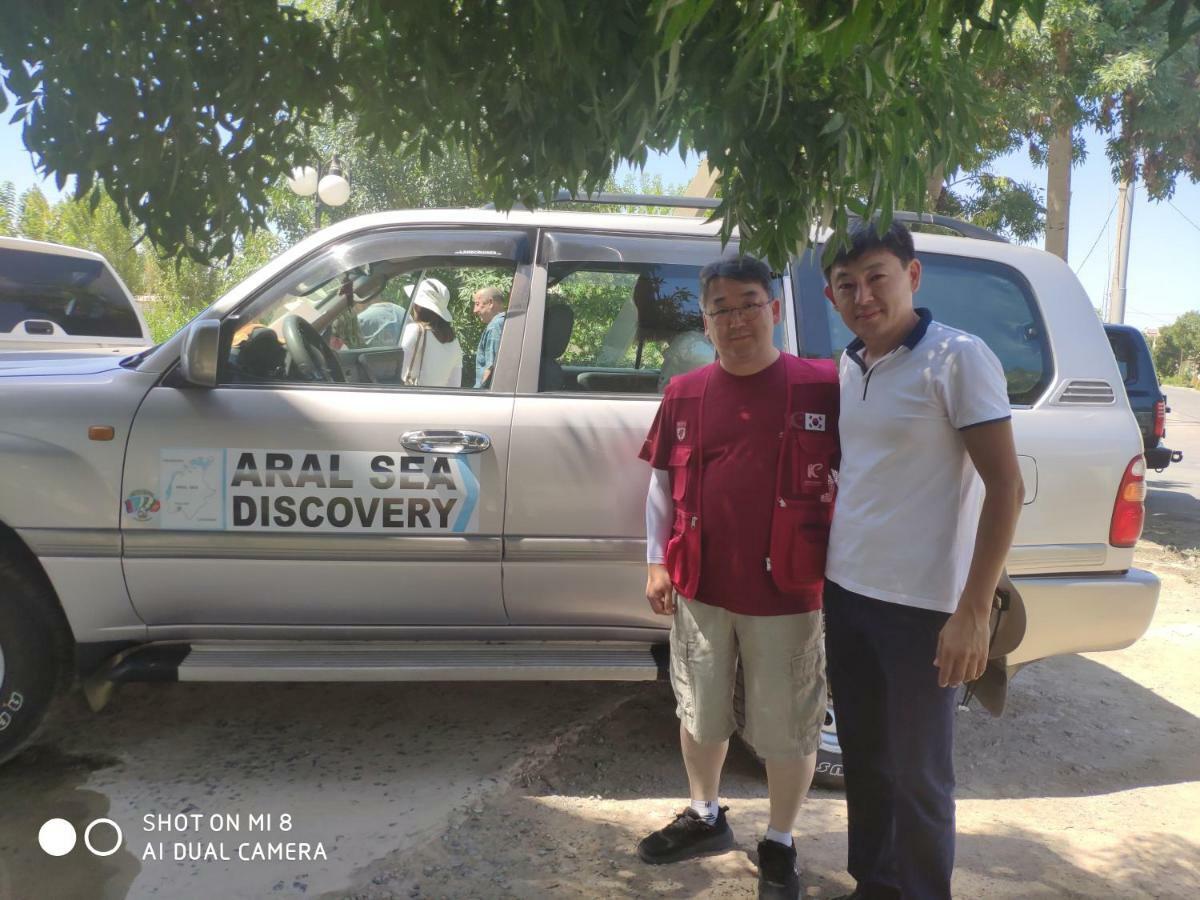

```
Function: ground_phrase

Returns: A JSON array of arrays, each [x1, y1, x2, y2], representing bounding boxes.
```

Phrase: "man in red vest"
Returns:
[[637, 255, 839, 900]]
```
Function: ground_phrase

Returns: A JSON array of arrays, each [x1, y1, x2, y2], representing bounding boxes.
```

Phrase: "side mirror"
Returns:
[[179, 319, 221, 387]]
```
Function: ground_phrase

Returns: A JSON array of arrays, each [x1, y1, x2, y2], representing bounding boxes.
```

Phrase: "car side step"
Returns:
[[95, 641, 666, 686]]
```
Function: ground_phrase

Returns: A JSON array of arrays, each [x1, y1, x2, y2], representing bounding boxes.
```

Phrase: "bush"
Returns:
[[140, 296, 206, 344]]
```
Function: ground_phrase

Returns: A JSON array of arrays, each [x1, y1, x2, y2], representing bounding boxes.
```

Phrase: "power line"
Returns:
[[1167, 199, 1200, 235], [1074, 197, 1119, 274], [1124, 307, 1179, 322]]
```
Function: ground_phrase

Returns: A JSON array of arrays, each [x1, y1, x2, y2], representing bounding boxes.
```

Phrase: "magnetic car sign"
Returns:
[[153, 449, 480, 533]]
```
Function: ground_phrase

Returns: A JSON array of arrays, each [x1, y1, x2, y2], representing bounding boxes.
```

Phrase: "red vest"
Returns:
[[663, 355, 839, 600]]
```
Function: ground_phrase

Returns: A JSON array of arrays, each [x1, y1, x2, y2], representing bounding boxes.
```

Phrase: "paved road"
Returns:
[[1146, 386, 1200, 526]]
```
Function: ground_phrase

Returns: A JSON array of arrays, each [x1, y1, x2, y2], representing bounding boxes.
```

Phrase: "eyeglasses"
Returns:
[[702, 300, 770, 322]]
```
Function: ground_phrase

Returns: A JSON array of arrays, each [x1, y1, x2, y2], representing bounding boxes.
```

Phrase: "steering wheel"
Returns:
[[281, 314, 346, 383]]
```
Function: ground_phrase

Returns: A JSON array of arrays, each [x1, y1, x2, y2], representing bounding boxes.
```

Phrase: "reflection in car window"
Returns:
[[826, 254, 1051, 405]]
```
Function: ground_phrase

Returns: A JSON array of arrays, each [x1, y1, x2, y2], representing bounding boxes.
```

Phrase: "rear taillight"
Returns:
[[1153, 400, 1165, 439], [1110, 455, 1147, 547]]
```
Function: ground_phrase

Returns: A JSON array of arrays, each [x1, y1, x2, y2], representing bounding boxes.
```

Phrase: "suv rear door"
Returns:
[[502, 231, 790, 627], [792, 238, 1143, 577]]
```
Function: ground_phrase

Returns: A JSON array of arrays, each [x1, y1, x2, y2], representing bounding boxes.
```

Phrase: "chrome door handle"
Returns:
[[400, 430, 491, 455]]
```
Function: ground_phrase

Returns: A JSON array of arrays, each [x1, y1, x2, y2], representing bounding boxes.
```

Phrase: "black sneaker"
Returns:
[[636, 806, 735, 864], [756, 838, 799, 899]]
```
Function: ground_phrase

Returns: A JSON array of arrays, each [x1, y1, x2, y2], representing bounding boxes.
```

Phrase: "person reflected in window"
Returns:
[[472, 286, 508, 388], [400, 278, 463, 388]]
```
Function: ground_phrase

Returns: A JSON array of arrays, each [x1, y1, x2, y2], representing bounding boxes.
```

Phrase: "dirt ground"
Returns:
[[327, 520, 1200, 900]]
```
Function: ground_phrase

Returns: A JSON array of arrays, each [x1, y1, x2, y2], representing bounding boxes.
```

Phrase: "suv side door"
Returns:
[[120, 226, 531, 628], [502, 231, 789, 628]]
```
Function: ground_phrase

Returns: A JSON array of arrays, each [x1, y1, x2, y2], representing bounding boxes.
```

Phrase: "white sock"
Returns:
[[764, 827, 793, 847], [689, 799, 719, 824]]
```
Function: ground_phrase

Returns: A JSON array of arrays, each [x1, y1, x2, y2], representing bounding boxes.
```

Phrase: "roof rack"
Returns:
[[482, 189, 721, 211], [871, 211, 1006, 243], [482, 191, 1005, 242]]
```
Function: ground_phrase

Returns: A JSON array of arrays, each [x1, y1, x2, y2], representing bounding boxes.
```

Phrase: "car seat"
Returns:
[[538, 296, 575, 391]]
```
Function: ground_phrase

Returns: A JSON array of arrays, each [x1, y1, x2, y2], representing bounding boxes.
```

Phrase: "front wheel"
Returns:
[[0, 553, 72, 765], [733, 663, 845, 789]]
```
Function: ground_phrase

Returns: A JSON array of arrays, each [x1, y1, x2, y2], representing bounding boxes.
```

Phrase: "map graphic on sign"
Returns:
[[159, 449, 224, 529]]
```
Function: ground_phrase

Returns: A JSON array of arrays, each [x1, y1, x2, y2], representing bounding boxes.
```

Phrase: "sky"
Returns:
[[3, 113, 1198, 332]]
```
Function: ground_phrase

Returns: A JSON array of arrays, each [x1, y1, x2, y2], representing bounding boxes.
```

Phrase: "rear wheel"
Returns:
[[0, 552, 72, 765], [733, 663, 844, 789]]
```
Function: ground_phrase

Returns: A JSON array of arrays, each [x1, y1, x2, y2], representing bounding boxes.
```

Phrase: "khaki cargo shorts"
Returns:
[[669, 596, 825, 759]]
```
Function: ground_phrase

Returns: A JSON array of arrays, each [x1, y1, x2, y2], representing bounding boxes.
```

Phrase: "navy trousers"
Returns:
[[824, 580, 958, 900]]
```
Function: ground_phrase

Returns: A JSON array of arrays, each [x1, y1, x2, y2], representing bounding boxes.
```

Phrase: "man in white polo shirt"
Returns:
[[821, 222, 1025, 900]]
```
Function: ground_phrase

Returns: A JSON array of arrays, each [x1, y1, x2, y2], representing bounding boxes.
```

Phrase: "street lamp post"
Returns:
[[287, 155, 351, 229]]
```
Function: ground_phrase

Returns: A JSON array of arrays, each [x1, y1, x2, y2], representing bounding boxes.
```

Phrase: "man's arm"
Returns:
[[479, 320, 502, 387], [934, 418, 1025, 687], [645, 468, 676, 615]]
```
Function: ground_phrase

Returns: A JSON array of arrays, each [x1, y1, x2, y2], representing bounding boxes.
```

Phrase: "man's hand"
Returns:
[[934, 605, 990, 688], [646, 563, 676, 616]]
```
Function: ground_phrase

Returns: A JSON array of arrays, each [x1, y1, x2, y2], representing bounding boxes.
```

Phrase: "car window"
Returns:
[[824, 253, 1051, 406], [539, 234, 784, 394], [1106, 331, 1138, 386], [0, 246, 143, 339], [217, 229, 525, 390]]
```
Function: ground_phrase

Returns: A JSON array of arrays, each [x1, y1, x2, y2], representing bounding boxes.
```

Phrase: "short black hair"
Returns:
[[699, 255, 773, 305], [823, 221, 916, 281]]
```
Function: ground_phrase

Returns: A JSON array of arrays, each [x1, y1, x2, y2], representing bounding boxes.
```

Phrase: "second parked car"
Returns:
[[0, 236, 151, 359], [1105, 323, 1183, 471]]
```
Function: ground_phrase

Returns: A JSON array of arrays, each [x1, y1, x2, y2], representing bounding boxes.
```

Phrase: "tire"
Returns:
[[0, 551, 73, 766], [733, 662, 845, 790]]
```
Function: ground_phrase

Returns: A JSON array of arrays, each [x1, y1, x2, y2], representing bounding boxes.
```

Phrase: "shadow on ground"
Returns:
[[0, 744, 140, 900], [1144, 487, 1200, 552]]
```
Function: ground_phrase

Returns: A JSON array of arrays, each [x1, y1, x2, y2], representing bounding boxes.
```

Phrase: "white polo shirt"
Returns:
[[826, 309, 1011, 613]]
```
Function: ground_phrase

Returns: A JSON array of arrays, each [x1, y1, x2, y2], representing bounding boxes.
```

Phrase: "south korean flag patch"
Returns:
[[804, 412, 827, 432]]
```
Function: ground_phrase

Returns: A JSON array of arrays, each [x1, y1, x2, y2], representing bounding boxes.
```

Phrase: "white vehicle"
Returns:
[[0, 198, 1159, 778], [0, 236, 152, 358]]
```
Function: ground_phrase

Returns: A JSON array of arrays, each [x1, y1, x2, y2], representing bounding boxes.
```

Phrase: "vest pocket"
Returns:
[[768, 497, 831, 592], [783, 430, 838, 501], [665, 507, 702, 599], [668, 444, 693, 503]]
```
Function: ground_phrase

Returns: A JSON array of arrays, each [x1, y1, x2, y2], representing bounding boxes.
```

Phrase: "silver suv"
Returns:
[[0, 200, 1160, 770]]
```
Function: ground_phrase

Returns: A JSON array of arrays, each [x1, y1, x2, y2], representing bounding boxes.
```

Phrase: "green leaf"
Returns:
[[819, 112, 845, 137]]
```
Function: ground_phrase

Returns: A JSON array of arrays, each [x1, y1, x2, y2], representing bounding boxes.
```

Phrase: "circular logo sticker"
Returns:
[[123, 490, 162, 522]]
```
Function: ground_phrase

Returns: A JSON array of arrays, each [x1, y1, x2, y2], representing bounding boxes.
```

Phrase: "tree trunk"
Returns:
[[679, 157, 720, 217], [1044, 32, 1074, 261], [926, 163, 946, 213]]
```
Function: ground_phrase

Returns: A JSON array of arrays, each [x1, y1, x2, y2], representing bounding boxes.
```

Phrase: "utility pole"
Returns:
[[1107, 176, 1135, 324], [1044, 32, 1073, 262]]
